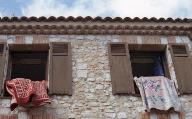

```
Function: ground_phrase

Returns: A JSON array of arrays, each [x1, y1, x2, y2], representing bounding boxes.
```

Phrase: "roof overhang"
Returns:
[[0, 16, 191, 38]]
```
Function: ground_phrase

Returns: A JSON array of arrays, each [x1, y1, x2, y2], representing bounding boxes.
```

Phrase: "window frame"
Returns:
[[109, 43, 171, 95], [129, 44, 170, 95], [0, 42, 73, 97], [129, 44, 170, 78], [2, 44, 50, 96]]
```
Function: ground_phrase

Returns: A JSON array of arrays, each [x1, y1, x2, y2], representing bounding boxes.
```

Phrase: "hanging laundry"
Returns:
[[32, 80, 51, 106], [134, 76, 182, 112], [6, 78, 51, 111]]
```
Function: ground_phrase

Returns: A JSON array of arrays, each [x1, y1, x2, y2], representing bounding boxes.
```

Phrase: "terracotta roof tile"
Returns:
[[0, 16, 191, 36], [0, 16, 191, 23]]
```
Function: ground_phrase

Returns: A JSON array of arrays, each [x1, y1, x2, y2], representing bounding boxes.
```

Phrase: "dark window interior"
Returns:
[[10, 51, 48, 81], [4, 51, 48, 96], [130, 51, 166, 94], [130, 52, 165, 77]]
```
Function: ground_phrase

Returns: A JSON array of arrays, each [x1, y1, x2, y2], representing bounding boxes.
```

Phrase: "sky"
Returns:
[[0, 0, 192, 18]]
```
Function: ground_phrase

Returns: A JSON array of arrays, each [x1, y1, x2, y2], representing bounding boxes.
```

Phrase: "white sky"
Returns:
[[1, 0, 192, 18]]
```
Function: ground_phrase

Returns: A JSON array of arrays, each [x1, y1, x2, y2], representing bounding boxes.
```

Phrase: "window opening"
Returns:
[[130, 51, 166, 94], [10, 51, 48, 81], [4, 51, 48, 96]]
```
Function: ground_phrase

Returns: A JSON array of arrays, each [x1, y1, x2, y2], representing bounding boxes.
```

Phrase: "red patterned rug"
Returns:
[[6, 78, 51, 111]]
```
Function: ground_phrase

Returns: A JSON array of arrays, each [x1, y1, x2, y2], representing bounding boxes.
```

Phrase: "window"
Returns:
[[10, 52, 48, 81], [130, 51, 166, 94], [130, 52, 165, 77], [109, 43, 169, 95], [0, 42, 72, 96], [4, 44, 49, 96]]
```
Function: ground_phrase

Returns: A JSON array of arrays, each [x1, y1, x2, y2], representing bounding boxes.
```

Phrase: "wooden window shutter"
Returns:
[[157, 113, 170, 119], [109, 43, 135, 94], [169, 44, 192, 94], [29, 113, 55, 119], [140, 112, 150, 119], [139, 112, 183, 119], [0, 43, 7, 95], [49, 42, 72, 95], [0, 115, 18, 119]]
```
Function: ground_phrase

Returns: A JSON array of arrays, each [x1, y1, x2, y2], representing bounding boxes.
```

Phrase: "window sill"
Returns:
[[0, 96, 11, 99], [113, 93, 141, 97]]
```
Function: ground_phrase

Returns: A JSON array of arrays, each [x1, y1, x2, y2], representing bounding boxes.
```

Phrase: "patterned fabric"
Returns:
[[32, 80, 51, 106], [6, 78, 50, 111], [134, 76, 182, 112]]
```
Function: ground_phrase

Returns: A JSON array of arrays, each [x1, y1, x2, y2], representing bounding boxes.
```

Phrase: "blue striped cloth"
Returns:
[[153, 56, 164, 76]]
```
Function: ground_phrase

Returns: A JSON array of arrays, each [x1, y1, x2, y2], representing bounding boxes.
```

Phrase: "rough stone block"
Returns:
[[117, 112, 127, 119], [176, 36, 183, 43], [25, 35, 33, 44], [167, 36, 176, 43], [105, 113, 116, 118], [77, 63, 87, 70], [0, 35, 7, 40], [137, 36, 143, 44], [160, 37, 168, 44], [96, 84, 104, 90], [87, 78, 95, 81], [142, 35, 161, 44], [18, 112, 28, 119], [77, 70, 87, 78]]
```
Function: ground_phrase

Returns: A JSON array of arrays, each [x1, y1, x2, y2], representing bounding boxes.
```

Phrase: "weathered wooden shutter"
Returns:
[[157, 113, 170, 119], [0, 114, 18, 119], [140, 112, 150, 119], [140, 112, 183, 119], [29, 113, 55, 119], [169, 44, 192, 94], [109, 43, 135, 94], [49, 42, 72, 95], [0, 43, 7, 95]]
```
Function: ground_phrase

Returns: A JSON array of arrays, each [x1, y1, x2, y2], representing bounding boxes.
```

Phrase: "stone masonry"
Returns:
[[0, 35, 192, 119]]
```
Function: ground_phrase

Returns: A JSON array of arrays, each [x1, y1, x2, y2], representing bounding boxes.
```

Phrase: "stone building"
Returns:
[[0, 16, 191, 119]]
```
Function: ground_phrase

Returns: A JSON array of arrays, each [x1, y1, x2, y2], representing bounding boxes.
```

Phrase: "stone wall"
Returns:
[[0, 35, 192, 119]]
